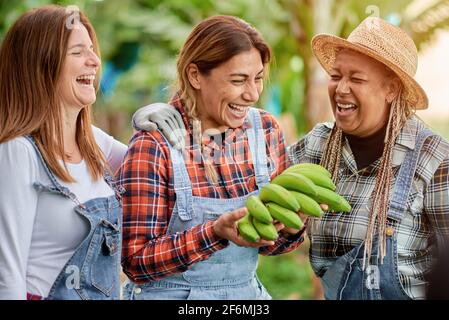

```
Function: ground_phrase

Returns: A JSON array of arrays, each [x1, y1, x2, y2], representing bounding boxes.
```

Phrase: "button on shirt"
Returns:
[[288, 117, 449, 299]]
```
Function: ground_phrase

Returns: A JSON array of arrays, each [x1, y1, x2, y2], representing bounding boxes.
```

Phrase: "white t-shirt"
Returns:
[[0, 126, 127, 299]]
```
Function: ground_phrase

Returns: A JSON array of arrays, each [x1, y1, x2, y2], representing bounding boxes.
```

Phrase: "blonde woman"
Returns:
[[0, 6, 127, 299]]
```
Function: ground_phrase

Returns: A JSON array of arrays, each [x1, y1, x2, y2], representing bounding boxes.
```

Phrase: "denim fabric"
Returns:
[[25, 136, 123, 300]]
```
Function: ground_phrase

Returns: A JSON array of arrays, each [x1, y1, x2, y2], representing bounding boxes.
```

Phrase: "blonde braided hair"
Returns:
[[320, 85, 413, 268]]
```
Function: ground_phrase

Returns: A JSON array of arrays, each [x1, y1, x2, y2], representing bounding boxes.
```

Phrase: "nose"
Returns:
[[86, 49, 101, 70], [242, 80, 261, 103], [335, 77, 351, 95]]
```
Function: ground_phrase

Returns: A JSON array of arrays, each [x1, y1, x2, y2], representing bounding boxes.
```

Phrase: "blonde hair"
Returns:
[[0, 5, 107, 182], [321, 70, 414, 266], [175, 15, 271, 185]]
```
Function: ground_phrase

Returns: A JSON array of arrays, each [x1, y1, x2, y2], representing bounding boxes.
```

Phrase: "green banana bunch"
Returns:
[[238, 162, 351, 242], [237, 212, 260, 242], [265, 202, 303, 229], [259, 183, 300, 212]]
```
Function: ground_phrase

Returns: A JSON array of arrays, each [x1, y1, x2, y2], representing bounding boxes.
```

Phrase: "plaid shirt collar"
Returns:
[[322, 117, 424, 174], [170, 95, 253, 151]]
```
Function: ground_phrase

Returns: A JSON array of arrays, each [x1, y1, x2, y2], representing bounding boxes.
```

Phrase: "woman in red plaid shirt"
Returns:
[[117, 15, 306, 300]]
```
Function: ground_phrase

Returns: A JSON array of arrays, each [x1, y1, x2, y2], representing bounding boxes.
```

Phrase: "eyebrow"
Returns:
[[229, 69, 265, 77], [68, 43, 93, 50], [330, 67, 366, 75]]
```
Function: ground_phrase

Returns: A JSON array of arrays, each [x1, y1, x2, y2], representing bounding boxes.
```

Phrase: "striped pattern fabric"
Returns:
[[117, 98, 304, 283], [288, 117, 449, 299]]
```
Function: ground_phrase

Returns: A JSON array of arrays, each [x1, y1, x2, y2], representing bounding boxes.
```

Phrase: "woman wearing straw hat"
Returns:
[[287, 16, 449, 300], [131, 17, 449, 300]]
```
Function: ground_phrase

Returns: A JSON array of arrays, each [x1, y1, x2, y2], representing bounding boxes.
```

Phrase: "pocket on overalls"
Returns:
[[91, 218, 121, 297]]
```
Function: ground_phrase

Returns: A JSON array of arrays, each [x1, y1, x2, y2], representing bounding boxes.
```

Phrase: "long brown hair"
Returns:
[[0, 5, 107, 182], [175, 15, 271, 184]]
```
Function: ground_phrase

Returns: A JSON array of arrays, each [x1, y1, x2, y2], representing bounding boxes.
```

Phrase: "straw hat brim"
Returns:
[[312, 34, 428, 110]]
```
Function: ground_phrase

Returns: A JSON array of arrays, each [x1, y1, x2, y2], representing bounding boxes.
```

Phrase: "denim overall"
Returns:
[[123, 108, 272, 300], [24, 136, 123, 300], [319, 129, 433, 300]]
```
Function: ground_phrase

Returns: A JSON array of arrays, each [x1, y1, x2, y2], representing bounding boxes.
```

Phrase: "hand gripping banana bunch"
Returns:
[[238, 163, 351, 242]]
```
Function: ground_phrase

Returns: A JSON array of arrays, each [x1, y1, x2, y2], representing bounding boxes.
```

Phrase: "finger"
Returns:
[[165, 119, 180, 147], [229, 208, 248, 222], [320, 203, 329, 211], [234, 236, 274, 248], [273, 222, 285, 232]]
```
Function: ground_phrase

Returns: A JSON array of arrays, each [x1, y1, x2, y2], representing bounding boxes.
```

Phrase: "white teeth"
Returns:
[[229, 104, 248, 112], [76, 75, 95, 81], [337, 103, 356, 109]]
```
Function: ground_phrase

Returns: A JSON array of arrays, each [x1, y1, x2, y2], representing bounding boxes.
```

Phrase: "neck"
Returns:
[[61, 106, 82, 162], [345, 124, 388, 170], [196, 112, 228, 134]]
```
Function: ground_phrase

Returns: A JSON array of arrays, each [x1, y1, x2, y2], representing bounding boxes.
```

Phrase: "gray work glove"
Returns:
[[132, 102, 187, 150]]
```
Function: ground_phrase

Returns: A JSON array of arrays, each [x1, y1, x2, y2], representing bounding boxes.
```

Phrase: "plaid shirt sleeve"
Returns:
[[117, 132, 228, 283], [425, 154, 449, 240]]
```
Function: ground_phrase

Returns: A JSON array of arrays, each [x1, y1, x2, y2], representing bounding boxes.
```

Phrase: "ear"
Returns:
[[386, 77, 402, 104], [187, 63, 201, 90]]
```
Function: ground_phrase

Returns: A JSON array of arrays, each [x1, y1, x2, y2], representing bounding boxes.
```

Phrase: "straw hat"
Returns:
[[312, 17, 428, 110]]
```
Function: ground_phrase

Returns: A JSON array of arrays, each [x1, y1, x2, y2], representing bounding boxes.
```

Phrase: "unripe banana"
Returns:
[[333, 196, 352, 213], [290, 191, 323, 218], [265, 202, 303, 229], [252, 217, 278, 241], [271, 172, 318, 197], [237, 213, 260, 242], [246, 195, 273, 224], [313, 186, 352, 213], [285, 163, 331, 178], [259, 183, 300, 212], [293, 168, 336, 191]]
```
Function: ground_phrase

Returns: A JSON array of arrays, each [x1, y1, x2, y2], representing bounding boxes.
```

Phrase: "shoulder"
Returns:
[[126, 130, 170, 161], [254, 108, 281, 131], [91, 125, 117, 150], [288, 122, 334, 164], [0, 136, 39, 178], [399, 117, 449, 182], [0, 136, 37, 159]]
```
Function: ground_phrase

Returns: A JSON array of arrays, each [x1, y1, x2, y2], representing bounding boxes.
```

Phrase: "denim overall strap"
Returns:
[[103, 169, 126, 201], [388, 128, 434, 222], [246, 108, 270, 187], [23, 135, 81, 205], [170, 144, 194, 221]]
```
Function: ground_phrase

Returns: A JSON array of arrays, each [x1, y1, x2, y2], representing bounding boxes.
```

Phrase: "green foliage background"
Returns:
[[2, 0, 449, 299]]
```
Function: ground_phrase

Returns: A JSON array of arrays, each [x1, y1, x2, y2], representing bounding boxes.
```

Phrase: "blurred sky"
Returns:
[[416, 29, 449, 121]]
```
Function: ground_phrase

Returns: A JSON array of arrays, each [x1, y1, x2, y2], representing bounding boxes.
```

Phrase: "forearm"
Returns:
[[122, 220, 228, 282]]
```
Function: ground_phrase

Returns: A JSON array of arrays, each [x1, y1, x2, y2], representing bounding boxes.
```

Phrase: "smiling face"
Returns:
[[59, 24, 100, 111], [189, 47, 264, 132], [328, 49, 398, 137]]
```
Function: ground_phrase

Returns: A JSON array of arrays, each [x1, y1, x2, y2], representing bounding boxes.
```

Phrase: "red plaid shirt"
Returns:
[[117, 98, 305, 283]]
